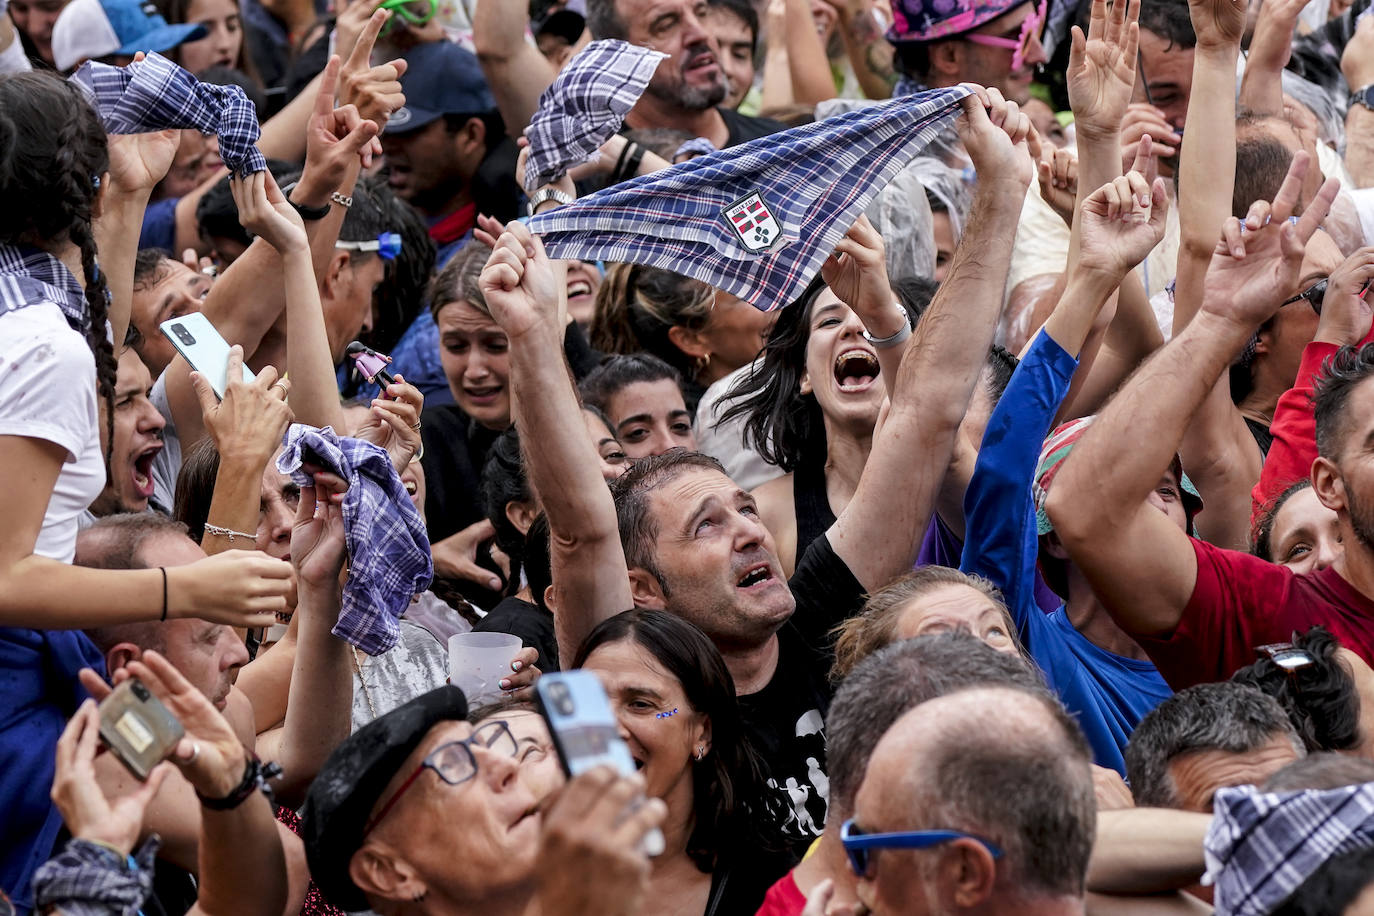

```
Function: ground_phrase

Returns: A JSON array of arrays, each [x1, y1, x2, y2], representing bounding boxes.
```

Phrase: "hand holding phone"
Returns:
[[161, 313, 255, 399], [98, 677, 185, 782], [535, 671, 666, 856]]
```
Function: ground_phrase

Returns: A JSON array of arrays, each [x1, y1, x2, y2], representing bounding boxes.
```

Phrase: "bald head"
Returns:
[[854, 687, 1094, 911]]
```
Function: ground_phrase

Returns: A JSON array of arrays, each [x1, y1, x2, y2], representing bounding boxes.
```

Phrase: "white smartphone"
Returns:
[[159, 313, 254, 399]]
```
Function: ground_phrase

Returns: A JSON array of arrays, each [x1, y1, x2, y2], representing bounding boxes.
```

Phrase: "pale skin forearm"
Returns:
[[1345, 106, 1374, 189], [508, 317, 633, 668], [1175, 42, 1239, 330], [263, 580, 350, 807], [190, 796, 290, 916], [201, 454, 273, 557], [1087, 808, 1208, 894], [472, 0, 556, 136], [785, 0, 838, 105], [838, 6, 896, 99], [95, 188, 153, 349], [829, 179, 1023, 589], [282, 245, 346, 433]]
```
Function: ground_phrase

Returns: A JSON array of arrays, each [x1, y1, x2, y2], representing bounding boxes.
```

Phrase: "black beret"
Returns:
[[300, 685, 469, 911]]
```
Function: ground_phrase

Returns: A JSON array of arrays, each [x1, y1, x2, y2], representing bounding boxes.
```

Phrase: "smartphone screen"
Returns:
[[159, 313, 255, 399]]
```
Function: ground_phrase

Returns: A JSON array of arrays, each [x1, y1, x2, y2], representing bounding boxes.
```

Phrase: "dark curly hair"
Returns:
[[479, 426, 531, 594], [1231, 626, 1362, 753], [571, 609, 788, 872], [0, 72, 115, 470], [1315, 343, 1374, 460]]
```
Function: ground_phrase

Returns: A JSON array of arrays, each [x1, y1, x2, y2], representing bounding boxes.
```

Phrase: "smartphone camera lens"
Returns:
[[172, 324, 197, 346], [549, 682, 575, 717], [132, 680, 150, 701]]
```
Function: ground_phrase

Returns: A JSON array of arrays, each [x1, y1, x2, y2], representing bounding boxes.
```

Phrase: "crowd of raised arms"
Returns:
[[14, 0, 1374, 912]]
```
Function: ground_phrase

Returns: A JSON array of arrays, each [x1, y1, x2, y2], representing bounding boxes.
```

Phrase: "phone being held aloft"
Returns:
[[160, 313, 255, 400], [535, 670, 666, 855], [98, 677, 185, 782]]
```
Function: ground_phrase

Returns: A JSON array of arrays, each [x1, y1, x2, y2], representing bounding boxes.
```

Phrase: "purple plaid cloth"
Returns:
[[32, 837, 159, 916], [277, 425, 433, 655], [1205, 782, 1374, 915], [0, 244, 92, 334], [673, 137, 717, 159], [70, 52, 265, 178], [522, 39, 666, 192], [528, 85, 972, 311]]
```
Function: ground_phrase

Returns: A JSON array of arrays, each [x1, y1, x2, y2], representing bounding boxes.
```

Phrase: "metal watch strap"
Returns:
[[1352, 85, 1374, 110], [528, 187, 574, 214], [861, 310, 913, 349]]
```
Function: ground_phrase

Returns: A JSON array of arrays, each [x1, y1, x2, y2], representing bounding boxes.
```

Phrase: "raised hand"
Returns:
[[122, 651, 250, 799], [340, 9, 408, 131], [291, 468, 349, 591], [231, 170, 308, 256], [1188, 0, 1245, 48], [820, 215, 894, 326], [479, 221, 565, 340], [1031, 128, 1079, 226], [334, 0, 385, 67], [432, 518, 507, 592], [304, 56, 382, 189], [1066, 0, 1139, 142], [1341, 13, 1374, 91], [170, 551, 294, 628], [1314, 247, 1374, 347], [535, 768, 666, 916], [105, 129, 182, 196], [955, 85, 1034, 189], [1077, 137, 1169, 279], [353, 375, 423, 472], [190, 345, 293, 465], [1204, 152, 1341, 330], [51, 700, 172, 855], [1119, 103, 1180, 168]]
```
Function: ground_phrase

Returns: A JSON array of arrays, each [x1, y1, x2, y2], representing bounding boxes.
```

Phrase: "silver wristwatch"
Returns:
[[527, 187, 574, 215]]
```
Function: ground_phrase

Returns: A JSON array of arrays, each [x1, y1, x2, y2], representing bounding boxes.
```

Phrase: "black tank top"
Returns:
[[792, 446, 836, 564]]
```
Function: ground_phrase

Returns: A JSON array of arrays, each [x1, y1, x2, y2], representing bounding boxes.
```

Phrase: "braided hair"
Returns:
[[0, 72, 115, 463]]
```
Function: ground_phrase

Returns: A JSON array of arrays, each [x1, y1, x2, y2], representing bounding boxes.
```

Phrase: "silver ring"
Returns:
[[186, 741, 200, 764]]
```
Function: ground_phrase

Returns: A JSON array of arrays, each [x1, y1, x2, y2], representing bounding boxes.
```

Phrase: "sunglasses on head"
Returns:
[[840, 819, 1003, 878], [964, 0, 1048, 72], [336, 232, 403, 261]]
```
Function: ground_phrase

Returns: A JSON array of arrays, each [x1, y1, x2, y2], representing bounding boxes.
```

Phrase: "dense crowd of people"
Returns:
[[9, 0, 1374, 911]]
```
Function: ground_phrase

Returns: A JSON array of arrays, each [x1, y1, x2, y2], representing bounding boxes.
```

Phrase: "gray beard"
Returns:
[[646, 72, 727, 112]]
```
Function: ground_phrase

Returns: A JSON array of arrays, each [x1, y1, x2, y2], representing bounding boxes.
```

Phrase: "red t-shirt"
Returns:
[[1136, 539, 1374, 688], [756, 870, 807, 916]]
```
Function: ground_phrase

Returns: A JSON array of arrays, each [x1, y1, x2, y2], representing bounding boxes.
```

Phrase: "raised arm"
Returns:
[[1087, 808, 1208, 894], [480, 219, 633, 667], [825, 89, 1030, 591], [1236, 0, 1305, 117], [1341, 16, 1374, 189], [97, 130, 180, 350], [784, 0, 839, 105], [1046, 155, 1339, 637], [254, 473, 352, 807], [472, 0, 557, 136], [822, 0, 897, 99]]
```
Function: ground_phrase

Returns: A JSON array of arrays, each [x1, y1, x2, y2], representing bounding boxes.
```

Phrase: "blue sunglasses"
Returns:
[[336, 232, 402, 261], [840, 819, 1003, 877]]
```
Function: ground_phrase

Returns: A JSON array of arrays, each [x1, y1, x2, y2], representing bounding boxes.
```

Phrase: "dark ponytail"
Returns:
[[0, 72, 114, 463]]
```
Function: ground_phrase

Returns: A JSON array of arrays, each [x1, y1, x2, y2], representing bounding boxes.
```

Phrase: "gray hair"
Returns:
[[893, 687, 1097, 900], [1125, 682, 1306, 808], [1263, 752, 1374, 793], [827, 631, 1045, 817], [585, 0, 627, 38]]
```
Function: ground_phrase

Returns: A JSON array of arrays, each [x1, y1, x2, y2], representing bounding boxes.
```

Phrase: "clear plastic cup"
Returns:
[[448, 632, 523, 704]]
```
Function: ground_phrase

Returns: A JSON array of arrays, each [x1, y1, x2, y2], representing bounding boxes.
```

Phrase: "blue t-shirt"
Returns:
[[340, 309, 454, 408], [960, 331, 1171, 774], [0, 628, 105, 913], [139, 197, 179, 253]]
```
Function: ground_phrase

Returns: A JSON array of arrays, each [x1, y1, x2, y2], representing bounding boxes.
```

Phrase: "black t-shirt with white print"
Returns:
[[736, 533, 866, 847]]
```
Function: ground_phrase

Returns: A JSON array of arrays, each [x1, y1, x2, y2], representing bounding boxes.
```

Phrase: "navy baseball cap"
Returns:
[[52, 0, 206, 71], [389, 40, 497, 135]]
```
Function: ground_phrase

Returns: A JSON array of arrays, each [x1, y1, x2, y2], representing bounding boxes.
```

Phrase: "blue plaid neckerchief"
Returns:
[[527, 85, 972, 311], [70, 52, 266, 178], [522, 40, 667, 192], [33, 836, 159, 916], [0, 244, 91, 334], [277, 424, 433, 655], [1205, 781, 1374, 915]]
